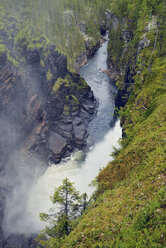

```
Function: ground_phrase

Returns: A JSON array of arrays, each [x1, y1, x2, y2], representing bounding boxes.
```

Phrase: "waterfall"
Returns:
[[25, 34, 122, 233]]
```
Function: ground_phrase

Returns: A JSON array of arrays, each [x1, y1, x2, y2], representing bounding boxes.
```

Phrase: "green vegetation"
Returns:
[[7, 53, 19, 67], [37, 0, 166, 247], [52, 74, 86, 115], [0, 44, 6, 53], [0, 0, 110, 69], [52, 77, 69, 93], [59, 57, 166, 247], [65, 94, 80, 114], [46, 70, 53, 81], [37, 178, 88, 247], [0, 0, 165, 247]]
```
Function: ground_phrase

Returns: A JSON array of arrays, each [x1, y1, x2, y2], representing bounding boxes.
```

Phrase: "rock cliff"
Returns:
[[0, 17, 97, 247], [106, 11, 159, 110], [106, 10, 135, 108]]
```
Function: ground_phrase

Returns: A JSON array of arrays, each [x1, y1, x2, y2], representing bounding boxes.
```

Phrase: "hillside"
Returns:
[[0, 0, 165, 247], [0, 1, 105, 247], [0, 0, 109, 70], [38, 0, 166, 247]]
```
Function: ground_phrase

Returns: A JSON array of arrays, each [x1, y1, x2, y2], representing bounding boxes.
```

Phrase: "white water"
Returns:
[[27, 120, 121, 231], [26, 34, 122, 232]]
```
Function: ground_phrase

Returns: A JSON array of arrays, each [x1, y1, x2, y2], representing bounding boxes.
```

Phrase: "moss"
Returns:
[[7, 53, 19, 67], [27, 42, 43, 50], [0, 21, 4, 30], [65, 94, 80, 113], [46, 70, 53, 81], [63, 104, 70, 116], [66, 95, 79, 106], [0, 44, 6, 54], [52, 76, 70, 92], [40, 59, 45, 68]]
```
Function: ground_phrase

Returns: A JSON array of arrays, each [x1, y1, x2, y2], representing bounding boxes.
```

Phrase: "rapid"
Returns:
[[26, 34, 122, 232]]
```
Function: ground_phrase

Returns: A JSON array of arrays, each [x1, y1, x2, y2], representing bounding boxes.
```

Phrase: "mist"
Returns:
[[0, 78, 47, 237], [0, 1, 120, 242], [27, 120, 121, 233], [2, 150, 46, 237], [0, 38, 48, 239]]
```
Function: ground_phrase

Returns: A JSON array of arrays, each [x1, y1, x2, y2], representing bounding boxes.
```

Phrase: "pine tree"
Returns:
[[40, 178, 86, 239]]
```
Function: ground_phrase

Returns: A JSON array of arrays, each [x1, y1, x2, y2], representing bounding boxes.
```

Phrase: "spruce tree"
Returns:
[[40, 178, 86, 239]]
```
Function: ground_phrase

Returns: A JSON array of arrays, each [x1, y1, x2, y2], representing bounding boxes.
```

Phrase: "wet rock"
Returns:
[[0, 26, 97, 247], [4, 234, 38, 248], [85, 40, 101, 57], [100, 20, 107, 35], [74, 39, 102, 72], [106, 10, 119, 30], [72, 117, 82, 126], [48, 131, 68, 158], [0, 188, 5, 248], [73, 124, 87, 149], [82, 102, 95, 115], [58, 123, 73, 133], [0, 52, 7, 67], [25, 48, 41, 64]]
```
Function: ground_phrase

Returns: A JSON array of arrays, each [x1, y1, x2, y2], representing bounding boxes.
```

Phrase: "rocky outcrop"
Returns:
[[106, 12, 158, 109], [0, 19, 97, 247], [106, 11, 135, 108], [44, 71, 97, 163], [74, 19, 107, 72], [74, 39, 102, 72], [0, 42, 96, 166], [106, 11, 133, 82]]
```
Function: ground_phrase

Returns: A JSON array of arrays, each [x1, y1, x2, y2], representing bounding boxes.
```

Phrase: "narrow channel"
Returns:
[[27, 34, 122, 232]]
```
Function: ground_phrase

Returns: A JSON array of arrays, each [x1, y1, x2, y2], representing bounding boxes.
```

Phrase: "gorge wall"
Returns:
[[0, 16, 98, 247], [0, 0, 165, 247]]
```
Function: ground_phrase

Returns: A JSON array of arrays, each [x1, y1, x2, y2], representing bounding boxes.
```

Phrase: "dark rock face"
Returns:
[[0, 190, 5, 248], [85, 40, 101, 57], [2, 234, 38, 248], [48, 131, 68, 162], [0, 31, 97, 247], [0, 45, 96, 166], [0, 53, 7, 67], [106, 12, 135, 108], [45, 73, 97, 163], [74, 39, 102, 72]]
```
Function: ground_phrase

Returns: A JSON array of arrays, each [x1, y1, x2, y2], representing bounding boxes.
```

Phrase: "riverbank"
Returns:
[[0, 29, 122, 248], [56, 1, 166, 247], [26, 34, 122, 235]]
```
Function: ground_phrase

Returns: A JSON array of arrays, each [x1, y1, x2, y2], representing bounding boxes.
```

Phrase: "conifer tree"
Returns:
[[40, 178, 86, 239]]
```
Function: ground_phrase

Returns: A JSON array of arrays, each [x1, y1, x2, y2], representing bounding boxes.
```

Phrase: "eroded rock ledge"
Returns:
[[0, 23, 97, 246], [0, 45, 97, 167]]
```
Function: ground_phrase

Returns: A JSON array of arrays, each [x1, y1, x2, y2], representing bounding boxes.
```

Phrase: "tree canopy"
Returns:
[[38, 178, 88, 247]]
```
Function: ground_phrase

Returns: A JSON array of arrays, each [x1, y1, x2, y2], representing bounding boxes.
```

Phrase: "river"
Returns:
[[26, 34, 122, 232]]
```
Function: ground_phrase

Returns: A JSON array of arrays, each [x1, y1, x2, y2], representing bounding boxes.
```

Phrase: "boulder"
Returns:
[[73, 124, 87, 149], [48, 131, 68, 158]]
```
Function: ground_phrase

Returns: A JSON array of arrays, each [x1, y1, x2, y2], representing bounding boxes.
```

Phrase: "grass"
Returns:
[[56, 35, 166, 248]]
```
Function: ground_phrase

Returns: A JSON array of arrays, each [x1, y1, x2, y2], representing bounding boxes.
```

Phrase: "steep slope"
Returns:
[[0, 0, 109, 70], [0, 0, 165, 247], [45, 0, 166, 247]]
